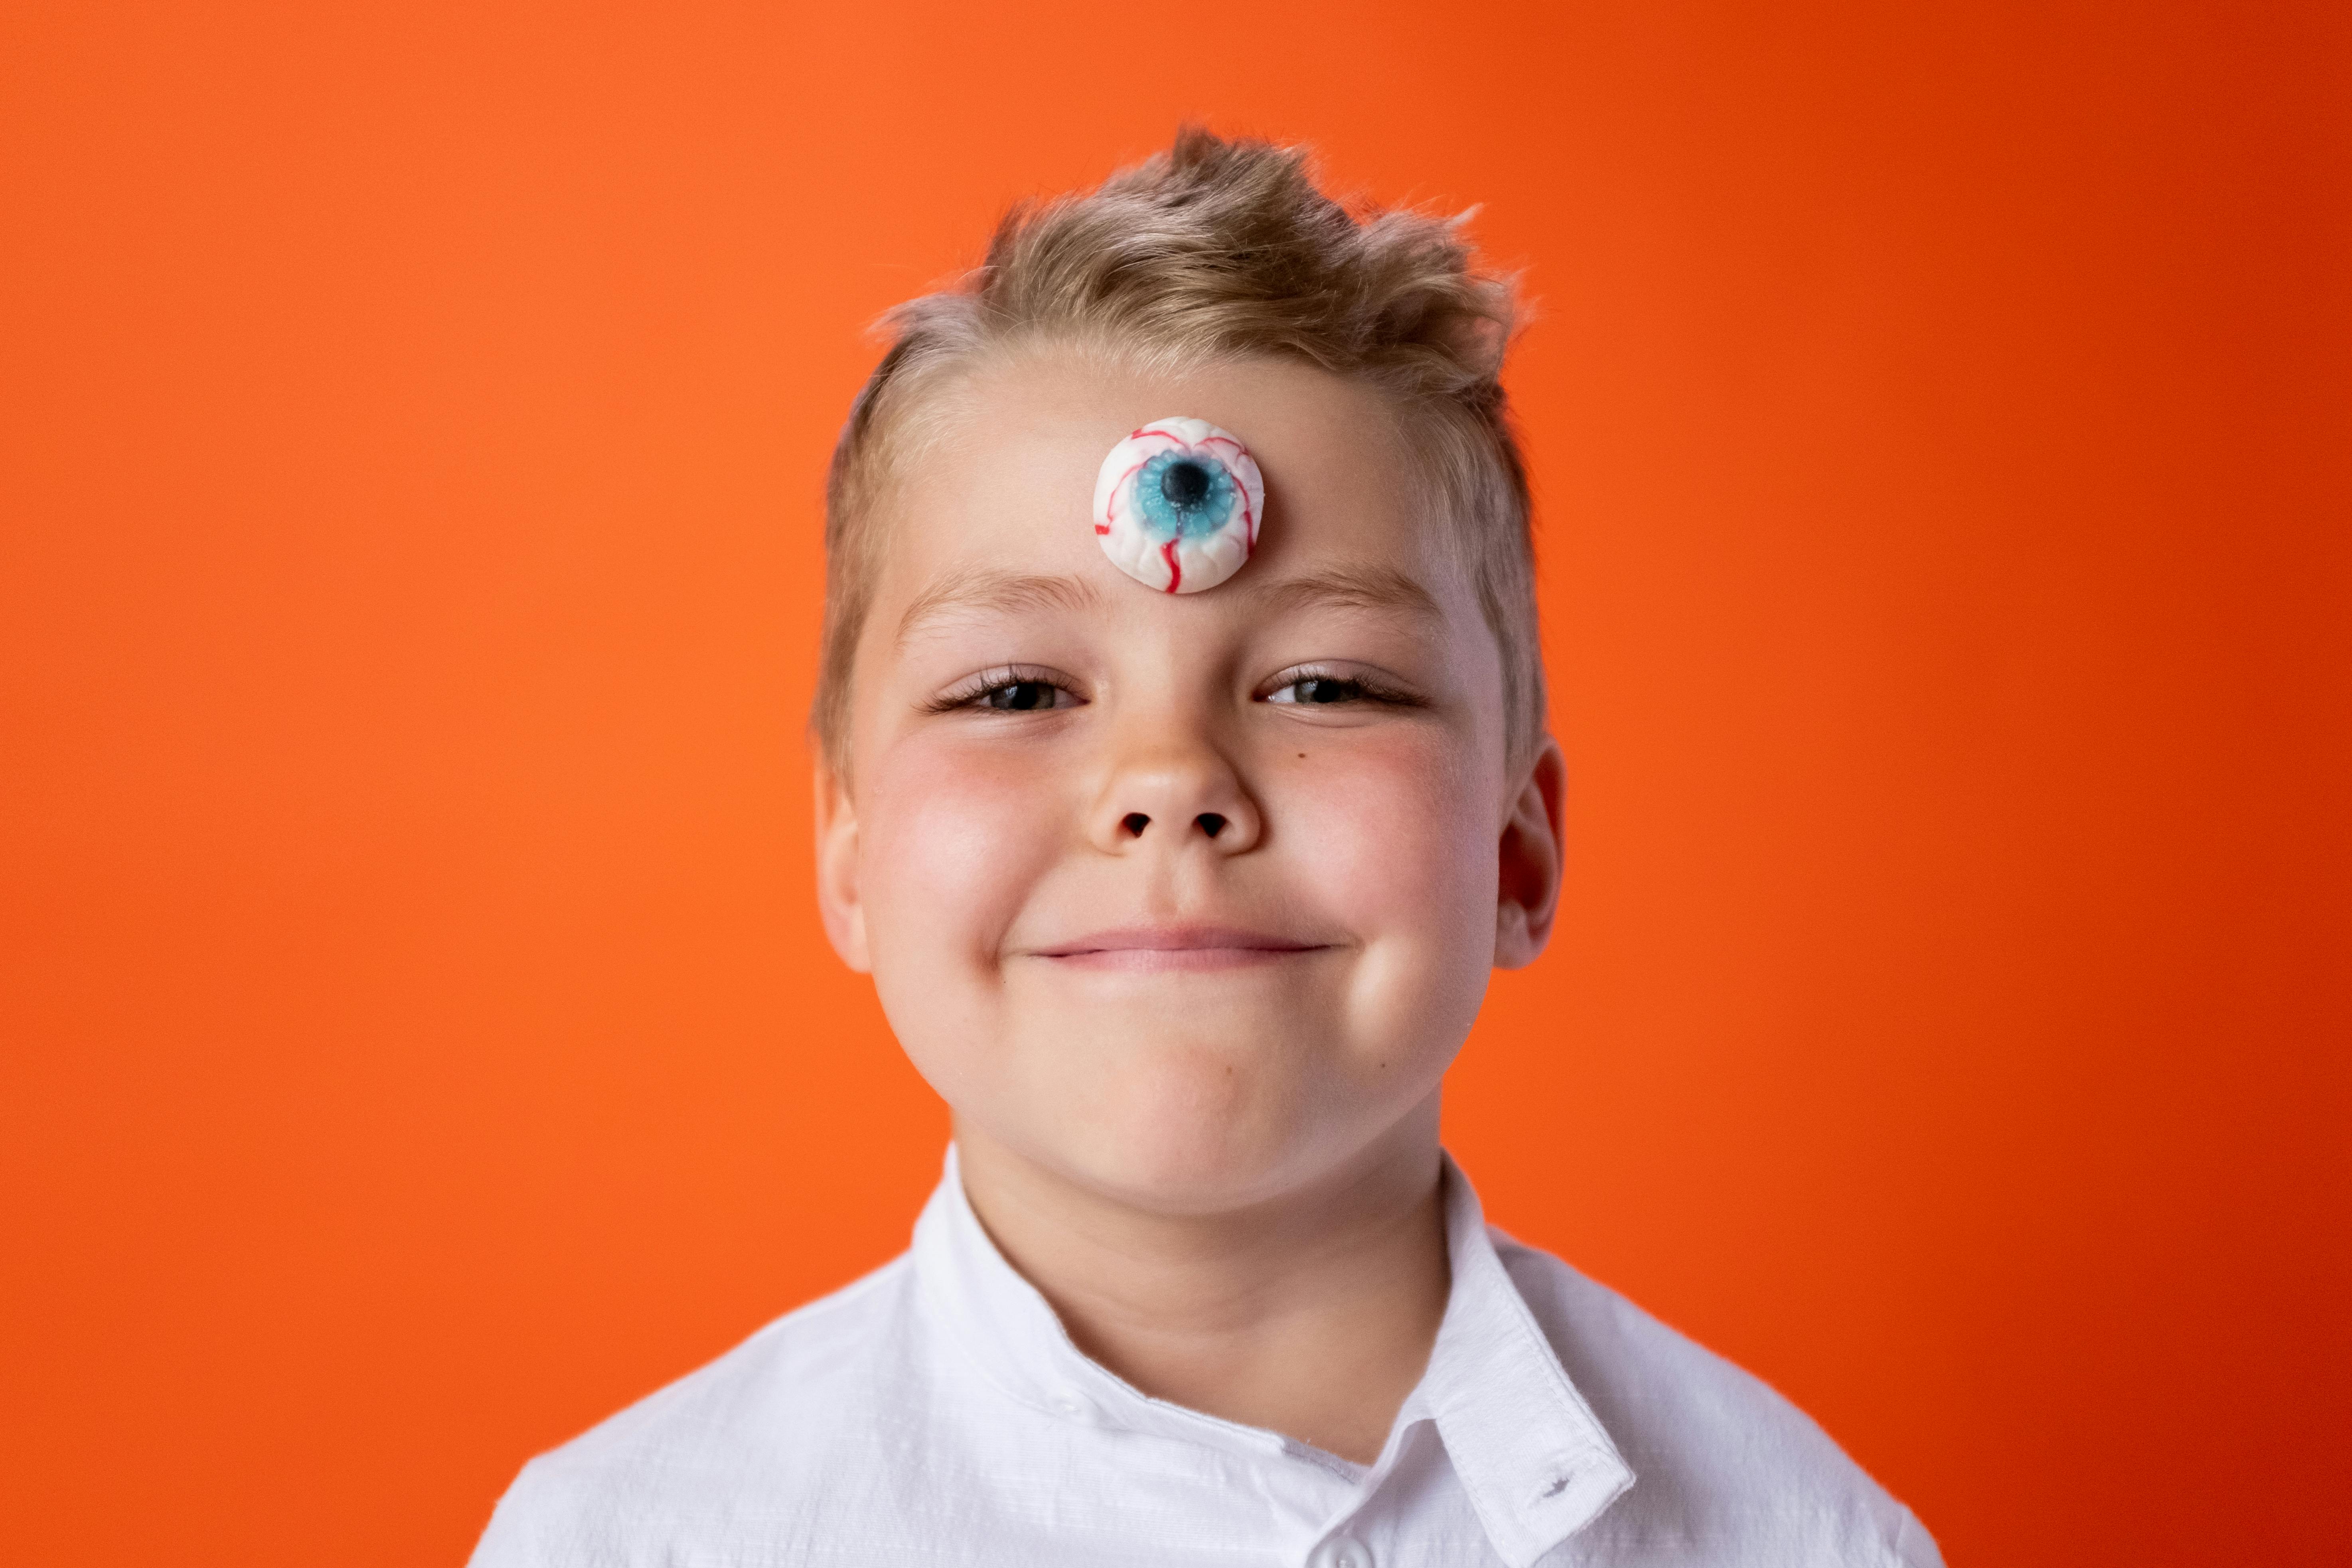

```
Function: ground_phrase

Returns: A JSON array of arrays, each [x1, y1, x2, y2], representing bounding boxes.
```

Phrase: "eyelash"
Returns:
[[1260, 666, 1419, 708], [928, 666, 1080, 714], [930, 665, 1422, 715]]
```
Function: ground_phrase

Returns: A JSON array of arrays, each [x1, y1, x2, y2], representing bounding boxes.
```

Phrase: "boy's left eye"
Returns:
[[1264, 674, 1372, 706]]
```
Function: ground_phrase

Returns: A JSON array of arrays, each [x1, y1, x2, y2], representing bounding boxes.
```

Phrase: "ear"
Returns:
[[1494, 737, 1567, 970], [813, 759, 873, 973]]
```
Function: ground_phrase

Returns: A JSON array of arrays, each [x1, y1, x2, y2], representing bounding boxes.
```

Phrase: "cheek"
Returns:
[[858, 731, 1070, 972], [1274, 727, 1497, 954]]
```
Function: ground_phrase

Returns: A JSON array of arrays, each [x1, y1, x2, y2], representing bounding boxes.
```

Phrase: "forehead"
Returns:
[[879, 350, 1451, 598]]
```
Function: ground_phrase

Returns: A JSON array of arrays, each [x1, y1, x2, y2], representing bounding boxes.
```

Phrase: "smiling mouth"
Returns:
[[1025, 926, 1333, 972]]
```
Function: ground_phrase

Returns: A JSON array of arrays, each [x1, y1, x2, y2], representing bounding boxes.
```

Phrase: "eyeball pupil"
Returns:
[[991, 682, 1051, 710], [1160, 460, 1213, 511]]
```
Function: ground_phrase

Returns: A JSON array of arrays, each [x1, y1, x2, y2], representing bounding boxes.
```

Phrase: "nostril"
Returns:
[[1195, 813, 1226, 839], [1122, 812, 1151, 838]]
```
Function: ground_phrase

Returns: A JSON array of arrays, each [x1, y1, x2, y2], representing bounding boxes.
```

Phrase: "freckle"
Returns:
[[1296, 752, 1306, 759]]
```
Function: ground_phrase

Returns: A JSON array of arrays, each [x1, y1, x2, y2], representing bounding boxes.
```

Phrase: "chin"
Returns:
[[1028, 1038, 1350, 1215], [1070, 1130, 1289, 1215]]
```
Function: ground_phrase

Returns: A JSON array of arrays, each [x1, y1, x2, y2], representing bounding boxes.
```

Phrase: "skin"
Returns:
[[814, 349, 1567, 1464]]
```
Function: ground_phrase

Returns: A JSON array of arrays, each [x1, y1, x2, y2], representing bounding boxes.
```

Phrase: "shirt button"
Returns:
[[1050, 1390, 1094, 1421], [1307, 1535, 1372, 1568]]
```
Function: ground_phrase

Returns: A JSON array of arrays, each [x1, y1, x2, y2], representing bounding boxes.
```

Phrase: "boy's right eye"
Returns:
[[929, 667, 1084, 714], [977, 679, 1069, 711]]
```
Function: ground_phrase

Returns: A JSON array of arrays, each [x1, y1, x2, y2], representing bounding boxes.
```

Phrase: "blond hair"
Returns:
[[815, 128, 1544, 769]]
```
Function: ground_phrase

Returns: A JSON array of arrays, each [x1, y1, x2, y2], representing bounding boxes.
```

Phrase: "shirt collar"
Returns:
[[911, 1145, 1635, 1566], [1418, 1151, 1637, 1564]]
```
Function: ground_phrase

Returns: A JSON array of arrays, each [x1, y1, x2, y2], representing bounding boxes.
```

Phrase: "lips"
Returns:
[[1025, 925, 1330, 971]]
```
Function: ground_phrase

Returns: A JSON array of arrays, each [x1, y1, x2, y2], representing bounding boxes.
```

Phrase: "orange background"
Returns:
[[4, 1, 2347, 1562]]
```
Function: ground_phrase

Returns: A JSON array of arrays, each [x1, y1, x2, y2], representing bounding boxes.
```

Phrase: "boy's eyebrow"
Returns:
[[1238, 566, 1443, 625], [894, 564, 1440, 647], [896, 569, 1105, 646]]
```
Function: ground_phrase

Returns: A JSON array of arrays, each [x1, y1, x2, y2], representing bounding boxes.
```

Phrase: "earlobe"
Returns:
[[1493, 739, 1567, 970], [812, 761, 873, 974]]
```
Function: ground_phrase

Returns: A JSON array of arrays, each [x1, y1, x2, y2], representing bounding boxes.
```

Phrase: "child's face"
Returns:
[[818, 352, 1563, 1212]]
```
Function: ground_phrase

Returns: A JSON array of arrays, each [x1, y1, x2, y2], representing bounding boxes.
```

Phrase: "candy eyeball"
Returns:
[[1092, 417, 1265, 594]]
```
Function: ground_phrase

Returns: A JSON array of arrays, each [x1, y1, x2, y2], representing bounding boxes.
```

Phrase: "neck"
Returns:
[[952, 1101, 1452, 1466]]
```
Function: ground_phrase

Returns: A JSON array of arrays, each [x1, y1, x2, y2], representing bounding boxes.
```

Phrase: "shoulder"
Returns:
[[1493, 1232, 1943, 1568], [468, 1254, 930, 1568]]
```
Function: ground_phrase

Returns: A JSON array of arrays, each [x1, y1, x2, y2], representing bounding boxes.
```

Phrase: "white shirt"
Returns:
[[472, 1151, 1942, 1567]]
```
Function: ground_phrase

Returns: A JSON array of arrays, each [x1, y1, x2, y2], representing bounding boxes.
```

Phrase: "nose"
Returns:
[[1087, 727, 1262, 856]]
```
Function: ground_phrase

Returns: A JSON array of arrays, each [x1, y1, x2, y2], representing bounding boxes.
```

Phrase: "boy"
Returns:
[[472, 129, 1942, 1567]]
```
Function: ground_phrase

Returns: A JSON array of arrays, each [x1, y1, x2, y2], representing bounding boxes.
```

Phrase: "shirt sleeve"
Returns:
[[464, 1459, 570, 1568], [1892, 1506, 1947, 1568]]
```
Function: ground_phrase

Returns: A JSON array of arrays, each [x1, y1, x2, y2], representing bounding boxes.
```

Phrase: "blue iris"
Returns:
[[1133, 452, 1236, 540]]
